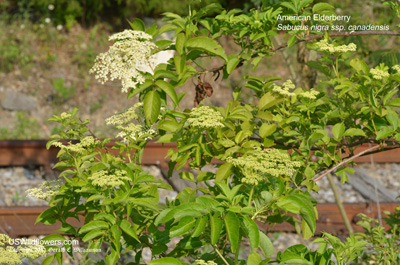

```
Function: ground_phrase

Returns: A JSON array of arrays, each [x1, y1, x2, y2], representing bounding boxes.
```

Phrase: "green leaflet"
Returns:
[[186, 36, 228, 62], [210, 213, 223, 245], [224, 212, 240, 253], [144, 90, 161, 125]]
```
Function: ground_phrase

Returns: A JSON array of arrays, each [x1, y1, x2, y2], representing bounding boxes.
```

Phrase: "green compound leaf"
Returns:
[[144, 90, 161, 125], [186, 36, 228, 62]]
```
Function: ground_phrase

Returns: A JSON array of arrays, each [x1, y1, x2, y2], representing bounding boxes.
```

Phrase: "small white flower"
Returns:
[[20, 24, 25, 29], [370, 67, 389, 80], [45, 18, 51, 24], [187, 106, 224, 129], [392, 65, 400, 73], [56, 25, 63, 31], [315, 39, 356, 54], [272, 79, 296, 97], [48, 4, 55, 10]]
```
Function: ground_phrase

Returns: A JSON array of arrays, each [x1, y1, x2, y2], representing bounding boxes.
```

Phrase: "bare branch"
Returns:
[[312, 144, 380, 182]]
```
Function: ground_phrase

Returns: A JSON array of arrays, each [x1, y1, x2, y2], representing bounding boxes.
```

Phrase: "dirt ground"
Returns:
[[0, 21, 291, 140]]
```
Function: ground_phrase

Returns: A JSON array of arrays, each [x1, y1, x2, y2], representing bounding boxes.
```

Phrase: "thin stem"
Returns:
[[248, 186, 254, 207], [327, 173, 354, 234], [313, 144, 380, 182], [214, 246, 230, 265]]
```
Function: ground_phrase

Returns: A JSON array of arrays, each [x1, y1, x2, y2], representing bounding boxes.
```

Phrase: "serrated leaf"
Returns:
[[192, 215, 208, 237], [144, 91, 161, 125], [287, 35, 297, 48], [216, 163, 233, 182], [82, 230, 105, 242], [175, 33, 185, 55], [41, 255, 55, 265], [158, 120, 179, 132], [155, 80, 179, 107], [312, 3, 334, 13], [349, 58, 368, 74], [170, 216, 196, 237], [94, 213, 116, 225], [386, 109, 399, 129], [247, 252, 262, 265], [128, 18, 145, 31], [259, 123, 277, 138], [259, 231, 274, 258], [210, 213, 223, 245], [41, 234, 66, 243], [242, 215, 259, 249], [179, 172, 195, 182], [389, 98, 400, 107], [259, 92, 282, 110], [376, 127, 395, 140], [120, 219, 140, 242], [224, 212, 240, 253], [343, 128, 366, 137], [227, 54, 240, 74], [79, 221, 109, 234], [332, 122, 345, 140], [186, 36, 227, 62]]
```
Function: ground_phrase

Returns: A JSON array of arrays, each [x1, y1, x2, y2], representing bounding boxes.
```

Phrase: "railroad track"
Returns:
[[0, 203, 397, 237], [2, 140, 400, 169], [0, 140, 399, 237]]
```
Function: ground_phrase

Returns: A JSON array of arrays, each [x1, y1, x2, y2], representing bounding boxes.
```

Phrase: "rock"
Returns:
[[1, 88, 37, 111], [348, 167, 399, 202]]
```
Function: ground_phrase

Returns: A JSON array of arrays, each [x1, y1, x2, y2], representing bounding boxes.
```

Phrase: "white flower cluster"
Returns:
[[187, 106, 224, 129], [60, 112, 71, 119], [106, 103, 158, 142], [115, 124, 157, 142], [315, 39, 356, 54], [106, 103, 143, 125], [26, 180, 62, 200], [370, 67, 390, 80], [51, 136, 98, 154], [89, 169, 130, 188], [392, 65, 400, 73], [227, 148, 301, 185], [192, 260, 217, 265], [0, 234, 46, 264], [90, 30, 157, 93], [300, 89, 320, 99], [272, 80, 296, 97]]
